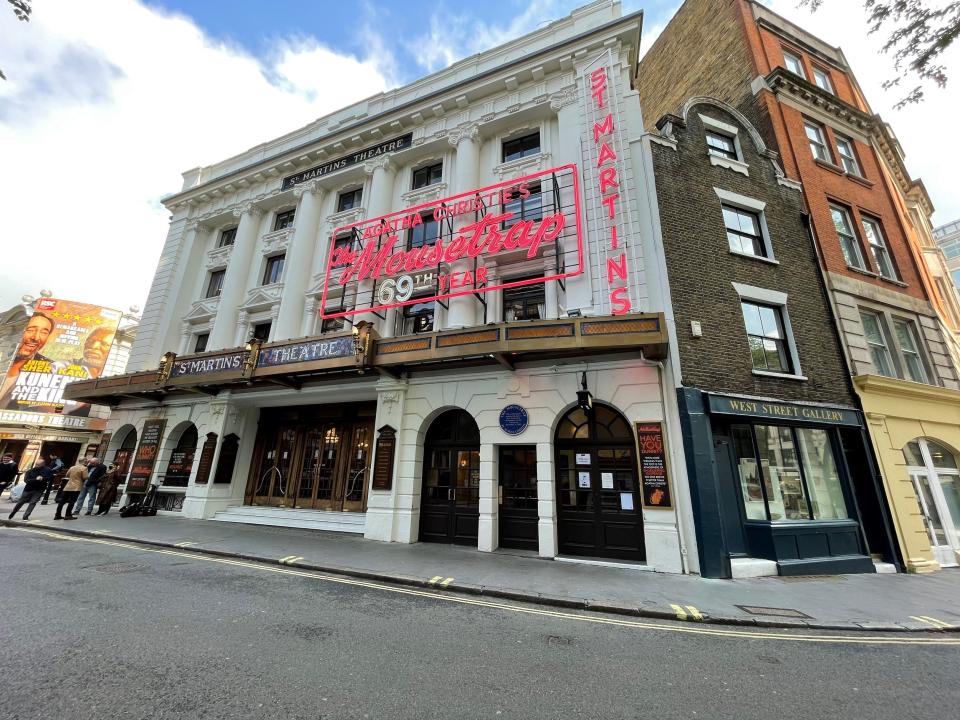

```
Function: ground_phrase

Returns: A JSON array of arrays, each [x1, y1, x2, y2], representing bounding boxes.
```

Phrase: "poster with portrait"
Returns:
[[0, 298, 122, 424]]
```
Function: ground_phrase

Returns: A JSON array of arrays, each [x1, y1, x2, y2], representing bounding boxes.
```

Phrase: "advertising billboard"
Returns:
[[0, 298, 122, 429], [320, 164, 584, 319]]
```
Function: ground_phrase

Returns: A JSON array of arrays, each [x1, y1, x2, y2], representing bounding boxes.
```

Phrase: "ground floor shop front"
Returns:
[[99, 359, 696, 573], [676, 388, 898, 578], [855, 375, 960, 572]]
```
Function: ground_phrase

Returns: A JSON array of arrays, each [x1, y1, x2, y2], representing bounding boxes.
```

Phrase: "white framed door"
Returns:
[[905, 439, 960, 568]]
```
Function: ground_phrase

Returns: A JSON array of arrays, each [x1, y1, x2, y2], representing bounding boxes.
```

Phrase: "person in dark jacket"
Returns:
[[73, 457, 106, 516], [40, 451, 64, 505], [95, 465, 121, 515], [0, 454, 18, 497], [8, 459, 52, 521]]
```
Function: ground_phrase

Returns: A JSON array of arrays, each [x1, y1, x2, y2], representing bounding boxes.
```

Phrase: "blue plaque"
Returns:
[[499, 404, 529, 436]]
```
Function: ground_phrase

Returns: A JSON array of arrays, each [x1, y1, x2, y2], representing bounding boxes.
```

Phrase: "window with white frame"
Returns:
[[812, 67, 834, 93], [804, 121, 831, 163], [783, 50, 806, 79], [706, 130, 738, 160], [401, 299, 435, 335], [859, 310, 896, 377], [714, 189, 773, 260], [217, 227, 237, 248], [408, 212, 440, 249], [830, 205, 867, 270], [502, 132, 540, 163], [205, 269, 225, 299], [835, 136, 861, 176], [861, 216, 897, 280], [503, 279, 546, 321], [502, 183, 543, 228], [337, 188, 362, 212], [741, 301, 792, 373], [262, 254, 285, 285], [893, 318, 928, 383], [733, 283, 802, 377], [193, 333, 209, 354], [321, 317, 345, 334], [273, 209, 296, 231], [412, 163, 443, 190], [723, 205, 765, 257]]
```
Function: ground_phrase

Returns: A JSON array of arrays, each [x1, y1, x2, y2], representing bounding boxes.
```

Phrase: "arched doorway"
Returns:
[[904, 438, 960, 567], [112, 426, 137, 481], [163, 424, 198, 487], [419, 409, 480, 545], [555, 403, 644, 561]]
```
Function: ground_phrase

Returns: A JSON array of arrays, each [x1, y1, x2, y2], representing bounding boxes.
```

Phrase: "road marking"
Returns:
[[279, 555, 304, 565], [439, 577, 454, 587], [89, 530, 110, 536], [174, 541, 196, 548], [686, 606, 703, 621], [427, 576, 443, 585], [12, 527, 960, 647], [911, 615, 954, 629], [670, 604, 687, 621]]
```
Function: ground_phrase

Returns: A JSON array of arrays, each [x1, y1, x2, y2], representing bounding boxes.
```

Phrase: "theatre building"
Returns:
[[66, 3, 699, 572]]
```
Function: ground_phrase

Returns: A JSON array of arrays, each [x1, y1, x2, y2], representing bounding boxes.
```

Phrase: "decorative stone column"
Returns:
[[302, 297, 318, 337], [177, 322, 192, 355], [274, 181, 325, 341], [233, 310, 249, 348], [536, 440, 558, 557], [357, 158, 397, 329], [543, 248, 559, 320], [268, 304, 281, 341], [445, 123, 481, 329], [209, 203, 263, 349], [484, 264, 501, 324]]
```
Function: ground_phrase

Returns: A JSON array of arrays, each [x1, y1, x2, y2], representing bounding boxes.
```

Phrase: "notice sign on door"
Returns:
[[578, 471, 591, 489], [636, 422, 672, 509]]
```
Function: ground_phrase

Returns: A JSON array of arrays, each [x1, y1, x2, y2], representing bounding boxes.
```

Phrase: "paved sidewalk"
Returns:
[[3, 498, 958, 632]]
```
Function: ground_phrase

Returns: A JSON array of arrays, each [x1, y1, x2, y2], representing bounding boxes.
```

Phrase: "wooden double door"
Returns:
[[419, 409, 481, 545], [247, 405, 373, 512]]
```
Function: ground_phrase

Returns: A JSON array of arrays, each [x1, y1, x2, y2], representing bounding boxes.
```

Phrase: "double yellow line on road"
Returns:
[[11, 526, 960, 647]]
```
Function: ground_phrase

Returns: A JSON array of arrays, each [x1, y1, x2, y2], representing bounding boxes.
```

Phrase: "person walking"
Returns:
[[95, 464, 120, 515], [73, 457, 106, 516], [40, 451, 65, 505], [0, 453, 19, 497], [7, 459, 53, 521], [57, 459, 88, 520]]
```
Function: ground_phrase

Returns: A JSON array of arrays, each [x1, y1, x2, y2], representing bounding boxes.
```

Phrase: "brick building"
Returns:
[[639, 0, 960, 571], [644, 98, 895, 577]]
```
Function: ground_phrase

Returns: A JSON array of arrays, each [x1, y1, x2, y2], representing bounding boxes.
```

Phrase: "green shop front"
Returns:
[[678, 389, 898, 577]]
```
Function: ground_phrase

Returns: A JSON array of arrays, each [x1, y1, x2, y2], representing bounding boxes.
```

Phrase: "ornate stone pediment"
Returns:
[[205, 244, 233, 269], [493, 152, 553, 181], [240, 283, 284, 311], [184, 296, 221, 322], [260, 227, 293, 254]]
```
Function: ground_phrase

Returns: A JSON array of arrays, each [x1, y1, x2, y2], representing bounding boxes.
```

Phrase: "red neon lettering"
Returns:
[[385, 252, 406, 275], [607, 253, 628, 283], [609, 225, 619, 250], [476, 266, 488, 286], [527, 214, 565, 258], [518, 183, 531, 200], [610, 287, 632, 315], [502, 220, 531, 251], [601, 194, 619, 219], [590, 67, 607, 108], [444, 235, 467, 263], [593, 114, 614, 143], [599, 167, 619, 194], [597, 142, 617, 167]]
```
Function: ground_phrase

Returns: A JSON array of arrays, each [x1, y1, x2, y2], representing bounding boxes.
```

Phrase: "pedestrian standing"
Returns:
[[40, 451, 65, 505], [95, 464, 120, 515], [7, 459, 53, 521], [73, 457, 106, 516], [0, 453, 19, 497], [57, 460, 88, 520]]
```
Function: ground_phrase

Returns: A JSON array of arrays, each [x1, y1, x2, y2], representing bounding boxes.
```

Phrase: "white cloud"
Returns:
[[763, 1, 960, 226], [0, 0, 391, 314]]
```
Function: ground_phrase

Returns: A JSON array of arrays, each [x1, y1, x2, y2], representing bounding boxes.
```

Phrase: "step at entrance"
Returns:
[[211, 506, 366, 534]]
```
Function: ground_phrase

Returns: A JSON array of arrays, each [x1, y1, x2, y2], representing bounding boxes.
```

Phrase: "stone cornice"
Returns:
[[854, 373, 960, 407], [870, 121, 934, 218], [233, 202, 264, 219], [764, 67, 873, 133]]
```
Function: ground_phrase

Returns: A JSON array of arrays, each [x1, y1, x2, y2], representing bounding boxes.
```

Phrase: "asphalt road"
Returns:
[[3, 526, 958, 720]]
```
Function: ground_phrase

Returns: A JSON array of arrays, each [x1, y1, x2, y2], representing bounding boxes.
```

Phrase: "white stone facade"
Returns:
[[99, 2, 698, 573]]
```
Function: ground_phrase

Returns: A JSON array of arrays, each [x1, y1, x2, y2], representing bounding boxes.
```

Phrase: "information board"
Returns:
[[127, 418, 166, 493], [636, 422, 672, 509]]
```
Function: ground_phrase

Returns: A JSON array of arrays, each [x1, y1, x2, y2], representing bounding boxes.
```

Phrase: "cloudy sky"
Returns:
[[1, 0, 957, 315]]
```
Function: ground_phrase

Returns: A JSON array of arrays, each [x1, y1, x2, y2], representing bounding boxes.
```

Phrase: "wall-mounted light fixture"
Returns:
[[243, 337, 262, 376], [156, 351, 177, 384], [576, 371, 593, 414]]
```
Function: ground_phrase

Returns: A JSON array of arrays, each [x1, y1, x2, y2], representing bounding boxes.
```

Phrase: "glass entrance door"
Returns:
[[905, 439, 960, 567], [250, 426, 298, 507]]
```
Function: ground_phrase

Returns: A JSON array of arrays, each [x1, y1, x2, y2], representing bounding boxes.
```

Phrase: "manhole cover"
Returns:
[[736, 605, 812, 619], [89, 562, 143, 574]]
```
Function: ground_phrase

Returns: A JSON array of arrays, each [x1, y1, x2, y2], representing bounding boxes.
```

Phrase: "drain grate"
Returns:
[[736, 605, 812, 619], [88, 562, 144, 574]]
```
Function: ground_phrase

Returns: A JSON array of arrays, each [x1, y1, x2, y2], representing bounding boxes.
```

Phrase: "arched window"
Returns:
[[164, 425, 198, 487], [112, 427, 137, 479]]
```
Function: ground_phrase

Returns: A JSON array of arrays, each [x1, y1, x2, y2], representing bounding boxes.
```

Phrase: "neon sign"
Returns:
[[320, 164, 584, 319]]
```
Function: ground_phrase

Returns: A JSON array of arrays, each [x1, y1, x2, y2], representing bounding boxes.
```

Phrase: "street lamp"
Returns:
[[576, 372, 593, 414]]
